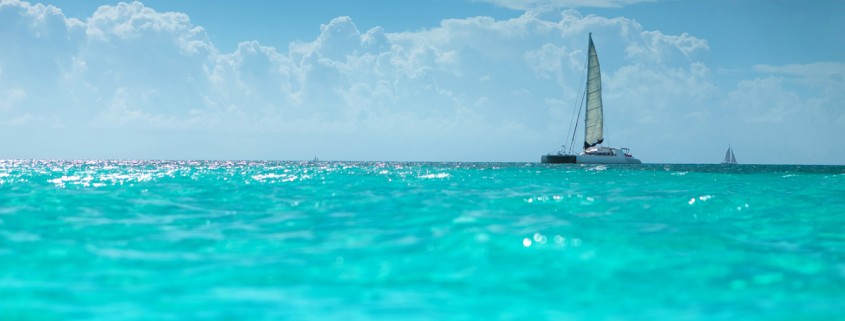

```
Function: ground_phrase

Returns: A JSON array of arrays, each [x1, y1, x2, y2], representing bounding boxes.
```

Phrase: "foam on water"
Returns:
[[1, 160, 844, 320]]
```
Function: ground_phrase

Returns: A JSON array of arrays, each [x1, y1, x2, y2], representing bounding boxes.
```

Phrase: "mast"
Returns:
[[583, 33, 604, 150]]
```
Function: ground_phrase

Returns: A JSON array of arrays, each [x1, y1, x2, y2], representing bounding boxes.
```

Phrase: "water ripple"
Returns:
[[0, 160, 843, 320]]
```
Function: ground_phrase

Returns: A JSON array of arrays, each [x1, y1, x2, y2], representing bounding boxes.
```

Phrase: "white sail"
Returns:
[[584, 34, 604, 149], [722, 147, 737, 164], [541, 33, 641, 165]]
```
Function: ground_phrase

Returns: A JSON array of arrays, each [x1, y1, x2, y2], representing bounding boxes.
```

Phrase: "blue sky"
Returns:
[[1, 0, 843, 164]]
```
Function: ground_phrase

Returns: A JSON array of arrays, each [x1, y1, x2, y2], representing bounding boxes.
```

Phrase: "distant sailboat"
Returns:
[[721, 146, 737, 164], [541, 33, 641, 164]]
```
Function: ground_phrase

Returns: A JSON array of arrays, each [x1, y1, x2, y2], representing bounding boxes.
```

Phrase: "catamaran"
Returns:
[[541, 34, 641, 164], [721, 146, 737, 164]]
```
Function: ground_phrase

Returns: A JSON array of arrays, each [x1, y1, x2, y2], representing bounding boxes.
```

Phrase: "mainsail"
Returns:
[[584, 33, 604, 150], [723, 147, 737, 164]]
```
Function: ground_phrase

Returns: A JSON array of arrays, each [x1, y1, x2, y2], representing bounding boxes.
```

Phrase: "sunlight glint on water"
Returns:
[[1, 160, 844, 320]]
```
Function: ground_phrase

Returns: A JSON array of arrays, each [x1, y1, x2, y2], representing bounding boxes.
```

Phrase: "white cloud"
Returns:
[[754, 62, 845, 79], [208, 41, 297, 112], [0, 88, 26, 111], [0, 0, 83, 100], [754, 62, 845, 98], [726, 77, 802, 123], [626, 31, 709, 63], [1, 1, 840, 163], [85, 1, 212, 55], [746, 63, 845, 128], [719, 74, 843, 164], [0, 1, 716, 160], [472, 0, 656, 10], [525, 43, 569, 80]]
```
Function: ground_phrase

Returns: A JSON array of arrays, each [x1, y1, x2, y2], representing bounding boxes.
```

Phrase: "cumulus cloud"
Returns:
[[472, 0, 657, 10], [0, 88, 26, 112], [726, 77, 802, 123], [747, 63, 845, 125], [719, 73, 842, 164], [625, 31, 709, 63], [754, 62, 845, 97], [1, 0, 839, 163], [0, 0, 83, 111]]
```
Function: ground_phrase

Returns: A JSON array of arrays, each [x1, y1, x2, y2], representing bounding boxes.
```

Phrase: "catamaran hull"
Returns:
[[541, 155, 577, 163], [541, 154, 641, 164], [576, 154, 641, 164]]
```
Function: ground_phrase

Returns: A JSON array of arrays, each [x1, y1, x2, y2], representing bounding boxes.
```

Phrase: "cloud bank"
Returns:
[[472, 0, 657, 10], [0, 1, 842, 163]]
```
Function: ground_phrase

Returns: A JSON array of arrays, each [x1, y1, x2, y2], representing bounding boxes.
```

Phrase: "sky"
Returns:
[[1, 0, 843, 164]]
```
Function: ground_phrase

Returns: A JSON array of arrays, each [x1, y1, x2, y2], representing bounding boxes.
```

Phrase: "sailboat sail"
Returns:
[[584, 34, 604, 150], [723, 147, 737, 164], [541, 33, 641, 164]]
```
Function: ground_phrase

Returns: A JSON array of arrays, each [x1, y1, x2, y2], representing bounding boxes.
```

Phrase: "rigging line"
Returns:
[[603, 99, 609, 147], [565, 53, 588, 154], [569, 86, 585, 155], [568, 40, 592, 155]]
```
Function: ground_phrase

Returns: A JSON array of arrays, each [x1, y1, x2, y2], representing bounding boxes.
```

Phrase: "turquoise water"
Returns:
[[1, 160, 844, 320]]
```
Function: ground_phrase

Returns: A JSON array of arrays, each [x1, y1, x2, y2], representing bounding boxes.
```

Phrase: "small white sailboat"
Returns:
[[542, 33, 641, 164], [721, 146, 737, 164]]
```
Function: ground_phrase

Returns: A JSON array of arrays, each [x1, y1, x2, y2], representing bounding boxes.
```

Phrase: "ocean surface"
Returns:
[[1, 160, 843, 320]]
